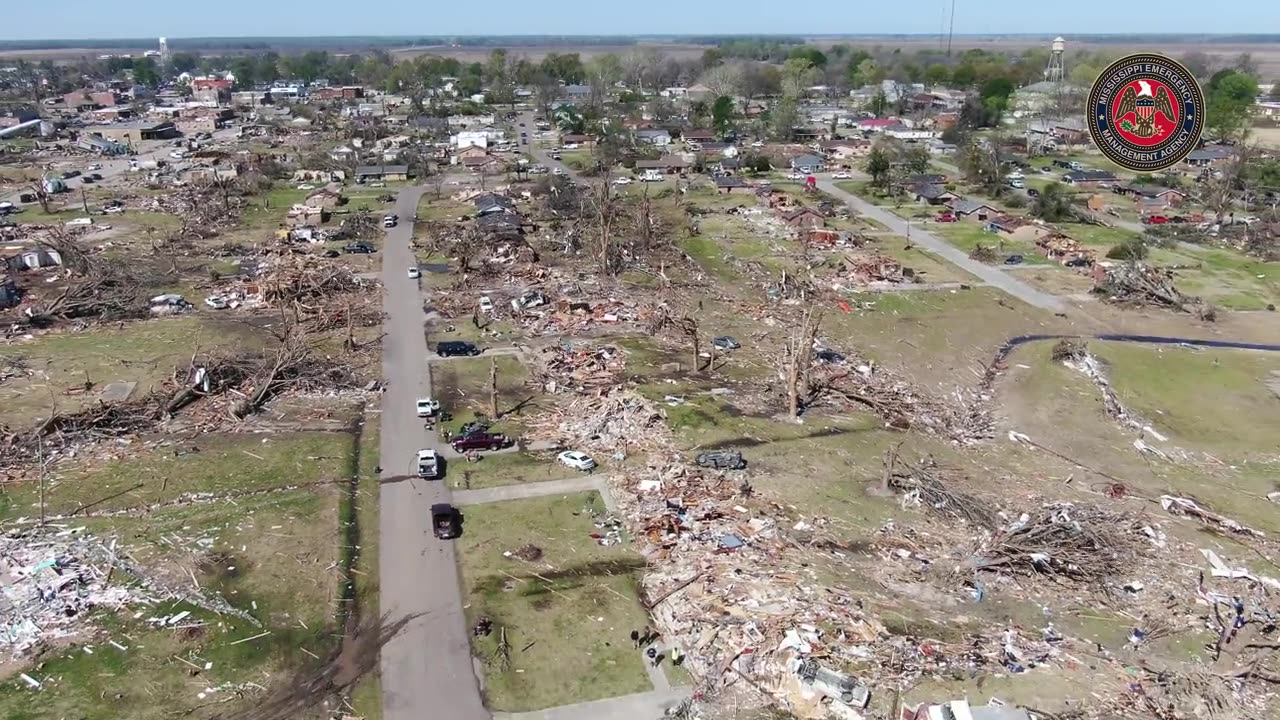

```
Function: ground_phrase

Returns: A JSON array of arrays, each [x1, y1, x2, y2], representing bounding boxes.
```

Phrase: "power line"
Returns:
[[947, 0, 957, 57]]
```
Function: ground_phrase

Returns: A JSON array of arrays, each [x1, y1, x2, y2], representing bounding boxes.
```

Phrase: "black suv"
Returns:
[[436, 341, 481, 357], [343, 243, 375, 254]]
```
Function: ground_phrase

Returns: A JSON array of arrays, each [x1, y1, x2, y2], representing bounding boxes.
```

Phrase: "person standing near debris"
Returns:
[[630, 629, 640, 648]]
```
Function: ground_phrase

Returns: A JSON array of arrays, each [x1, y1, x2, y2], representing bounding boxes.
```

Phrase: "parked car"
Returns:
[[407, 266, 421, 279], [431, 503, 461, 539], [383, 214, 398, 228], [204, 296, 229, 310], [1065, 257, 1091, 268], [1142, 215, 1169, 225], [786, 172, 805, 180], [832, 171, 853, 180], [417, 448, 442, 479], [478, 296, 494, 314], [297, 184, 316, 191], [557, 450, 597, 472], [711, 335, 740, 350], [416, 397, 441, 417], [696, 449, 747, 470], [552, 167, 565, 175], [87, 163, 102, 171], [936, 213, 957, 223], [80, 176, 95, 184], [62, 170, 81, 179], [436, 341, 480, 357], [89, 173, 103, 181], [1004, 254, 1024, 265], [613, 177, 633, 185], [343, 243, 375, 254], [451, 432, 509, 453]]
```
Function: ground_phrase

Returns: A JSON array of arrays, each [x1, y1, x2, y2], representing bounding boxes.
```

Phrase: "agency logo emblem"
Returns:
[[1086, 53, 1204, 173]]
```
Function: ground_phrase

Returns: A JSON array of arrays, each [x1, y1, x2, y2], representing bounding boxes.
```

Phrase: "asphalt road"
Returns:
[[378, 186, 489, 720], [816, 178, 1067, 312]]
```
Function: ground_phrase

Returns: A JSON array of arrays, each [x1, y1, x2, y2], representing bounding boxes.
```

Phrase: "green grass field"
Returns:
[[458, 491, 653, 712]]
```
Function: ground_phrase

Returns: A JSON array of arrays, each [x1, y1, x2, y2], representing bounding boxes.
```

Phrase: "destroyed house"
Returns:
[[473, 193, 516, 215], [682, 129, 716, 142], [903, 173, 947, 186], [781, 206, 825, 228], [634, 157, 688, 173], [475, 209, 524, 234], [355, 165, 409, 183], [985, 214, 1029, 233], [713, 175, 748, 191]]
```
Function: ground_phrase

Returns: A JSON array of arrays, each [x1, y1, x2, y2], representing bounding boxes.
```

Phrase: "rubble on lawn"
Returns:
[[530, 342, 626, 393], [826, 251, 917, 288], [808, 347, 994, 445], [0, 523, 256, 660], [527, 393, 1071, 719], [1093, 262, 1215, 319]]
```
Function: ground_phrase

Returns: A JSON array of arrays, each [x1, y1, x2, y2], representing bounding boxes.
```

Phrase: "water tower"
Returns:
[[159, 37, 170, 66], [1045, 36, 1066, 83]]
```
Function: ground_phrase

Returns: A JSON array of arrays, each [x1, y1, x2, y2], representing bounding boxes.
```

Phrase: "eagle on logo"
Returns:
[[1116, 80, 1176, 138]]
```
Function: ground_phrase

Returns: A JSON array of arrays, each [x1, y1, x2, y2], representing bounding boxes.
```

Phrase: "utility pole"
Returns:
[[38, 436, 46, 527], [488, 356, 499, 419]]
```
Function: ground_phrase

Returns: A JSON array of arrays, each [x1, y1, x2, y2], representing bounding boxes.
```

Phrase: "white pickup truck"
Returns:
[[417, 449, 442, 479], [416, 397, 441, 417]]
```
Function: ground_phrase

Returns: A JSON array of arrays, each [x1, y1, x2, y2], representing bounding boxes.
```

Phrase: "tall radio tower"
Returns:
[[159, 37, 170, 67]]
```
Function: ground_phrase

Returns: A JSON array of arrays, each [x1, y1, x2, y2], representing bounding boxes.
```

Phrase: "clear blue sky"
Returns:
[[3, 0, 1275, 40]]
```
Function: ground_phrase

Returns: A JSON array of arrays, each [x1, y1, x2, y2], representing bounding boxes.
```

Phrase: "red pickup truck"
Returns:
[[1142, 215, 1169, 225], [936, 213, 958, 223], [451, 432, 510, 453]]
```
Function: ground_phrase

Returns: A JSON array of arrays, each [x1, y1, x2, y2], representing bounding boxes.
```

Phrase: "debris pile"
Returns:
[[530, 342, 626, 394], [811, 353, 994, 445], [966, 503, 1145, 582], [529, 392, 1076, 718], [1093, 262, 1214, 319], [827, 252, 916, 287], [0, 524, 256, 660]]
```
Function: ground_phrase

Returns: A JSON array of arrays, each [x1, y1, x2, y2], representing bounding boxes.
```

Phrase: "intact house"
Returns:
[[636, 128, 672, 146], [911, 183, 958, 205], [1113, 183, 1187, 208], [1185, 146, 1234, 167], [947, 198, 1000, 222], [355, 165, 410, 183], [1062, 169, 1117, 188], [790, 153, 826, 174], [781, 206, 826, 229], [635, 156, 690, 176], [329, 145, 357, 163], [716, 157, 741, 175]]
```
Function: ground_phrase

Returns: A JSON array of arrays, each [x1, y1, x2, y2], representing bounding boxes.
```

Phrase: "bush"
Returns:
[[1005, 193, 1028, 208], [1106, 238, 1148, 260]]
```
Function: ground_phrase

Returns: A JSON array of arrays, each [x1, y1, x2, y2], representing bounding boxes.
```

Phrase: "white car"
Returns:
[[613, 177, 633, 185], [204, 296, 228, 310], [832, 171, 853, 180], [479, 296, 494, 314], [170, 151, 185, 159], [416, 397, 440, 417], [103, 205, 125, 214], [87, 163, 102, 171], [407, 267, 421, 279], [786, 172, 805, 180], [297, 183, 315, 190], [750, 141, 764, 148], [552, 167, 565, 176], [557, 450, 597, 472]]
